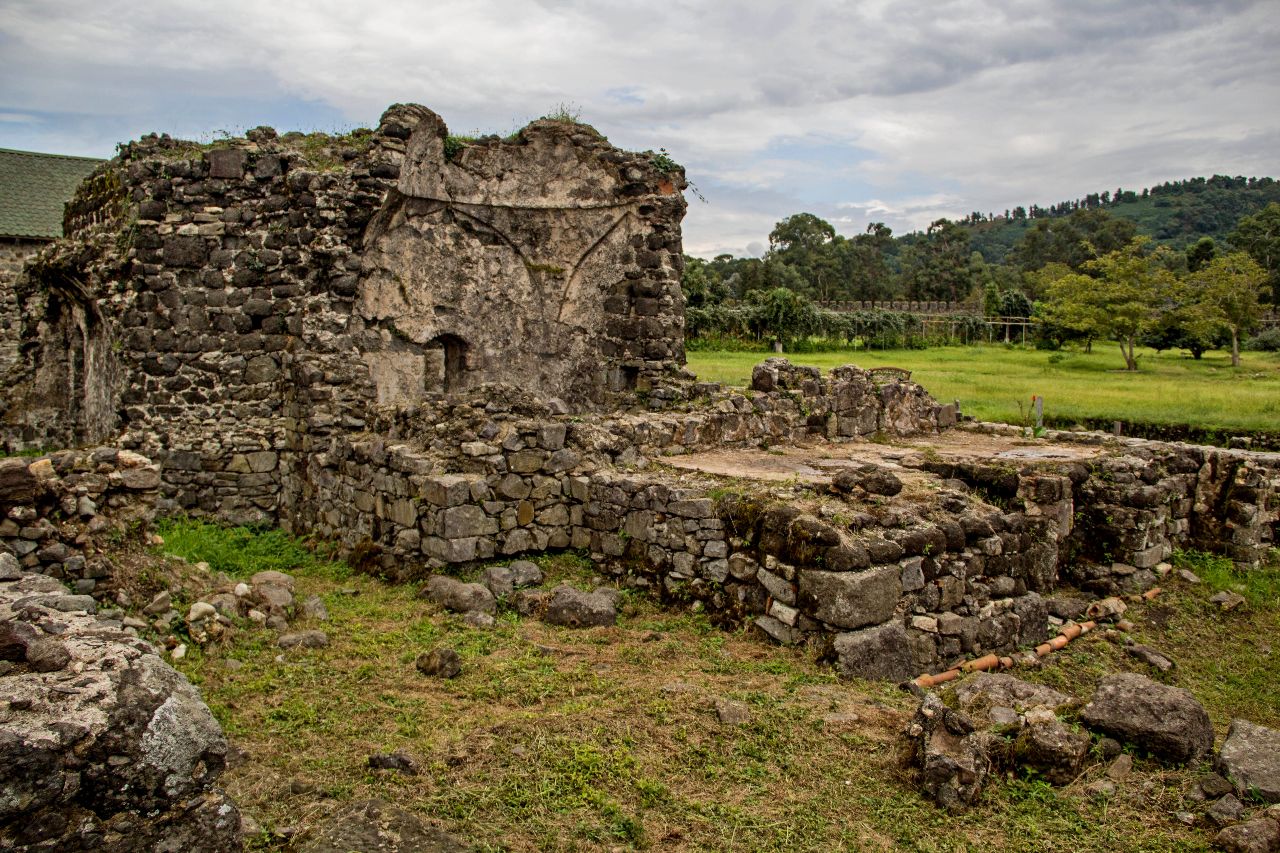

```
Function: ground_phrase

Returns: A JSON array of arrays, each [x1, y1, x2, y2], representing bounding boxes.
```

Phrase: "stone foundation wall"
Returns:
[[945, 423, 1280, 576], [279, 389, 1277, 681], [0, 449, 159, 595]]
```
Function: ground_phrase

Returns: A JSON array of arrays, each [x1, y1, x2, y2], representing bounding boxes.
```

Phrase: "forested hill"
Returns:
[[960, 176, 1280, 264]]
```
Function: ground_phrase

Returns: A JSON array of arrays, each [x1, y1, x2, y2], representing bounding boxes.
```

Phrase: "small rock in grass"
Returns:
[[462, 611, 495, 629], [1125, 642, 1175, 672], [251, 570, 295, 590], [367, 751, 420, 775], [541, 585, 617, 628], [1177, 569, 1202, 584], [480, 565, 517, 598], [508, 560, 544, 587], [510, 589, 547, 617], [715, 698, 751, 726], [302, 595, 329, 621], [1210, 590, 1247, 612], [415, 647, 462, 679], [1200, 773, 1236, 798], [1106, 753, 1133, 782], [143, 590, 171, 616], [1215, 818, 1280, 853], [187, 601, 217, 622], [1084, 779, 1117, 799], [422, 575, 496, 615], [1207, 793, 1247, 828], [277, 630, 328, 650]]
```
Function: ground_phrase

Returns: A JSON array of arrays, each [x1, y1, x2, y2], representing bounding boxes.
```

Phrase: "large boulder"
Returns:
[[905, 693, 998, 810], [1214, 818, 1280, 853], [1015, 710, 1090, 785], [1217, 719, 1280, 803], [1080, 672, 1213, 763], [0, 573, 241, 851], [952, 673, 1073, 716]]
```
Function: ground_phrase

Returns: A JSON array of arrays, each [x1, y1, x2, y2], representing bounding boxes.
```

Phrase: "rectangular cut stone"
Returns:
[[424, 475, 477, 507], [798, 565, 901, 630], [441, 505, 497, 538]]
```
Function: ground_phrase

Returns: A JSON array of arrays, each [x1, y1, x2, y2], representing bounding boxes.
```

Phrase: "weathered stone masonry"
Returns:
[[2, 104, 688, 525], [1, 105, 1276, 684]]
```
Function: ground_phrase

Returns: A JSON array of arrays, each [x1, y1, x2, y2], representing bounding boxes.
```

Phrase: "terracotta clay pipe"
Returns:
[[910, 587, 1162, 689]]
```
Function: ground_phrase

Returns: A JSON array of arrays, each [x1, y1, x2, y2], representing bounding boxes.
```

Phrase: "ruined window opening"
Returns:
[[428, 334, 469, 393]]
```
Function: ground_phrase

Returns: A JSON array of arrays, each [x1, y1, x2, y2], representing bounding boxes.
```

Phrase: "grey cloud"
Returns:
[[0, 0, 1276, 251]]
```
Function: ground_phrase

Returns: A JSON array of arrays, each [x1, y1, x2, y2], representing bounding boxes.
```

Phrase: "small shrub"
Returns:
[[1243, 326, 1280, 351]]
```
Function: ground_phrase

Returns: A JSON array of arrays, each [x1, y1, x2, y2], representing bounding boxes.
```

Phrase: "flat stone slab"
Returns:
[[662, 430, 1101, 486], [1217, 719, 1280, 803]]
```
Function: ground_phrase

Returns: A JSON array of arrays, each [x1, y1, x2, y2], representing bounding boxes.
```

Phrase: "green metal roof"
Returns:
[[0, 148, 105, 240]]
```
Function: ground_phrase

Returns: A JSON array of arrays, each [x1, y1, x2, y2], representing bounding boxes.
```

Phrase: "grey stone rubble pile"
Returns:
[[0, 570, 241, 851], [905, 670, 1280, 848], [0, 448, 159, 594], [155, 568, 330, 654]]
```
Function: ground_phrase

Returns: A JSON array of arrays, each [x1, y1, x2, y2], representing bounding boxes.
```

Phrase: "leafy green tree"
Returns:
[[1040, 239, 1174, 370], [746, 287, 819, 349], [902, 219, 974, 302], [1185, 237, 1217, 272], [680, 256, 733, 307], [1229, 202, 1280, 303], [767, 213, 844, 300], [842, 222, 898, 300], [1183, 251, 1267, 366]]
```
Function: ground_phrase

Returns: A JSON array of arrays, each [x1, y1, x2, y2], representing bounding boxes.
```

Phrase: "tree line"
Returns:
[[683, 199, 1280, 364]]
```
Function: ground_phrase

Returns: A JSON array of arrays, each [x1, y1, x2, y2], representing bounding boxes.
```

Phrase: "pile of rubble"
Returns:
[[905, 669, 1280, 850]]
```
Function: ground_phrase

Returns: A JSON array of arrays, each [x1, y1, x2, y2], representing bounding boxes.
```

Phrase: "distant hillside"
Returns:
[[961, 176, 1280, 264]]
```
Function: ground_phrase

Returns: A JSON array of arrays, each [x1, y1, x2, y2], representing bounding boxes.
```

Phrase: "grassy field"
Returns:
[[141, 521, 1280, 852], [686, 345, 1280, 434]]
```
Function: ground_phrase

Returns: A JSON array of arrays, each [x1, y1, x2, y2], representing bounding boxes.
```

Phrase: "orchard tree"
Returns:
[[1040, 239, 1174, 370], [1229, 202, 1280, 303], [746, 287, 819, 349], [1185, 251, 1267, 366]]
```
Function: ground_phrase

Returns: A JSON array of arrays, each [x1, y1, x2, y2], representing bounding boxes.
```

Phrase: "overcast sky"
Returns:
[[2, 0, 1277, 257]]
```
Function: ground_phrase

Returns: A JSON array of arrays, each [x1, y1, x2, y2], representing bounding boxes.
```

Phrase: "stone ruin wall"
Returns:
[[0, 103, 1276, 685], [1, 103, 687, 525], [0, 238, 49, 379], [278, 360, 1277, 681]]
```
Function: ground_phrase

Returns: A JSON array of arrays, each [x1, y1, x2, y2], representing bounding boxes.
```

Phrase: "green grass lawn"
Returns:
[[686, 344, 1280, 434], [141, 523, 1279, 852]]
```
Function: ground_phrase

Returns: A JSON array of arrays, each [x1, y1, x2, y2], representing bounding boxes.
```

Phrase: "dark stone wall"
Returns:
[[1, 104, 689, 524]]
